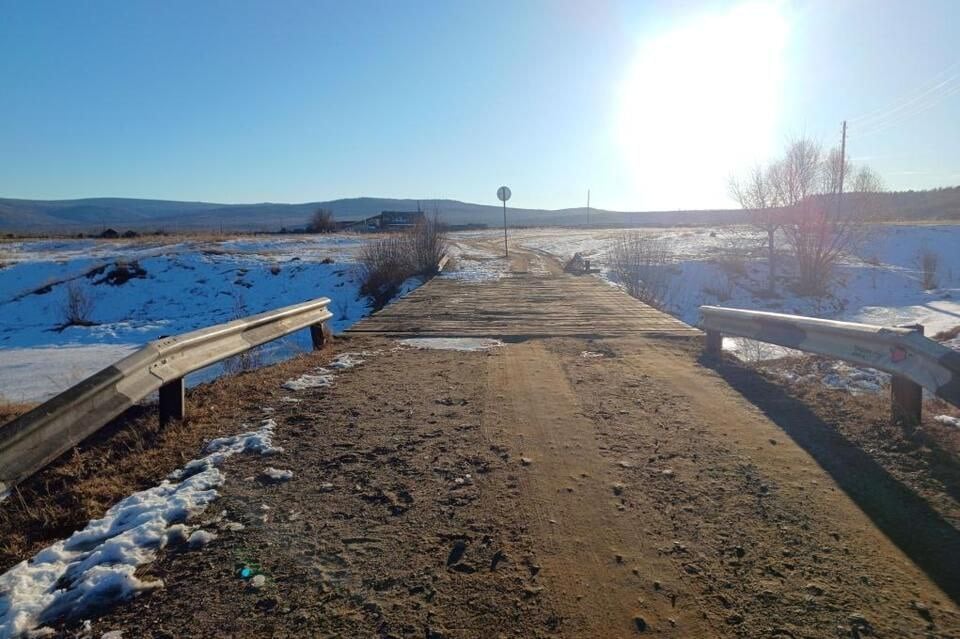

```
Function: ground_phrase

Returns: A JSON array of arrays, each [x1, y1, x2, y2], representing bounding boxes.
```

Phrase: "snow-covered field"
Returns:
[[502, 224, 960, 338], [0, 236, 376, 403]]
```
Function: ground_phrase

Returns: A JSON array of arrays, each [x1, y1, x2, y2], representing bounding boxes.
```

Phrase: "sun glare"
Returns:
[[617, 2, 788, 209]]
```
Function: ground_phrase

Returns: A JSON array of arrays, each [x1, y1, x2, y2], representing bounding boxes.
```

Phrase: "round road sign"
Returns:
[[497, 186, 512, 202]]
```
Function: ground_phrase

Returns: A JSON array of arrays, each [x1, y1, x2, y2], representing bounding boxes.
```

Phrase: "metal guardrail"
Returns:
[[700, 305, 960, 424], [0, 297, 332, 493]]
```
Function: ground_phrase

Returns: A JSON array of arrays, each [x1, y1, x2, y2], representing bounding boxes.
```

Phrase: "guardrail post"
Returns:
[[158, 378, 185, 425], [705, 329, 722, 356], [310, 322, 332, 350], [891, 324, 924, 429]]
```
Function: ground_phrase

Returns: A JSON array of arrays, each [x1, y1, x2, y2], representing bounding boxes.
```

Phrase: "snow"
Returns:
[[501, 224, 960, 337], [0, 235, 384, 403], [186, 529, 217, 549], [260, 468, 294, 482], [0, 345, 137, 404], [281, 370, 334, 391], [443, 240, 509, 282], [0, 418, 279, 637], [494, 224, 960, 396], [935, 415, 960, 428], [398, 337, 504, 351], [328, 351, 377, 370]]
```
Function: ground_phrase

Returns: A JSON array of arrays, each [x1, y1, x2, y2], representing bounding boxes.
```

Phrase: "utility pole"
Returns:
[[838, 120, 847, 196], [586, 189, 590, 227]]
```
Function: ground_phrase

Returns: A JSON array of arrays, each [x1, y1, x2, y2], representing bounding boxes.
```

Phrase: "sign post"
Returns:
[[497, 185, 511, 258]]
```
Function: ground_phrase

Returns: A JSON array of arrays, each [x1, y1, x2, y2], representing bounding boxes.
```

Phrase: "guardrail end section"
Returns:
[[310, 322, 332, 351], [159, 377, 185, 425]]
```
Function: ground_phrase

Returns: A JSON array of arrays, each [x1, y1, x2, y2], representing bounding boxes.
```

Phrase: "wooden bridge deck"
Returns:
[[346, 259, 699, 339]]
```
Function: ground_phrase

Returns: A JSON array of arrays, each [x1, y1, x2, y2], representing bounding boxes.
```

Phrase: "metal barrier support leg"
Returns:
[[159, 378, 185, 425], [705, 329, 722, 356], [891, 375, 922, 428], [891, 323, 924, 429], [310, 322, 332, 351]]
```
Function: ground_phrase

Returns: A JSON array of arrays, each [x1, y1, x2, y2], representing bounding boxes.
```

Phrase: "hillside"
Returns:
[[0, 196, 744, 233], [1, 186, 958, 233]]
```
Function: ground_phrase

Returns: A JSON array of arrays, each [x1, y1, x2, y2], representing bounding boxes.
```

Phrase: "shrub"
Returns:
[[917, 248, 939, 290], [222, 295, 263, 374], [607, 232, 674, 309], [60, 280, 96, 328], [307, 209, 336, 233], [358, 213, 448, 308], [408, 214, 447, 275]]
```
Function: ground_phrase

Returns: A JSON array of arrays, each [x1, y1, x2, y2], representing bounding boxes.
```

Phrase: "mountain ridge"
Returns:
[[2, 186, 958, 232]]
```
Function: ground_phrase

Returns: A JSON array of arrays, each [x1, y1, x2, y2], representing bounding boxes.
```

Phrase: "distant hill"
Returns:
[[1, 187, 957, 233], [0, 196, 746, 233]]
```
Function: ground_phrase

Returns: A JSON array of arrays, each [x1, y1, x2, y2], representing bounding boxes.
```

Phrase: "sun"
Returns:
[[617, 2, 789, 210]]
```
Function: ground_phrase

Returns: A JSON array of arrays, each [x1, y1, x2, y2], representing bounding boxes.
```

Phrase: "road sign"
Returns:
[[497, 186, 511, 257]]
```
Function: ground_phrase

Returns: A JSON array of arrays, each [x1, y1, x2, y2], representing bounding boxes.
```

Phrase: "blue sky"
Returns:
[[1, 0, 958, 211]]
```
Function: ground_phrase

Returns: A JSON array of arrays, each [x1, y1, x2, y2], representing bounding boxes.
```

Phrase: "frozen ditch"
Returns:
[[0, 418, 282, 638]]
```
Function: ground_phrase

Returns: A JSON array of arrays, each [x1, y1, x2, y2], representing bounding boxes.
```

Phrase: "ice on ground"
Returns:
[[398, 337, 504, 351], [282, 371, 334, 391], [0, 418, 280, 638], [935, 415, 960, 428], [260, 468, 294, 482]]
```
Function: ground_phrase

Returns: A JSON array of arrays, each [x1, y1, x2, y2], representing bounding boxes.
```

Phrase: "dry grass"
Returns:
[[0, 346, 337, 572], [0, 401, 36, 426], [934, 324, 960, 342]]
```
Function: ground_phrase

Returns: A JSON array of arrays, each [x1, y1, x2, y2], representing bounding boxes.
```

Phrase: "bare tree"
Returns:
[[772, 138, 879, 295], [307, 208, 336, 233], [729, 165, 779, 293]]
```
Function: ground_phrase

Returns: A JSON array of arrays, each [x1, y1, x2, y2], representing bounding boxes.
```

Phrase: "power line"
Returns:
[[848, 60, 960, 127]]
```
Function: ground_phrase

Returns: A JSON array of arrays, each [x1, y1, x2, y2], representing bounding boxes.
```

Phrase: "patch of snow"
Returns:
[[398, 337, 504, 351], [101, 631, 123, 639], [186, 529, 217, 549], [260, 468, 294, 482], [935, 415, 960, 428], [329, 351, 375, 370], [0, 418, 279, 637], [281, 370, 335, 391], [580, 351, 605, 358]]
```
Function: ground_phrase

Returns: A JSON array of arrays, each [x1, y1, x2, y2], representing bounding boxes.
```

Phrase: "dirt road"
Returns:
[[68, 244, 960, 637]]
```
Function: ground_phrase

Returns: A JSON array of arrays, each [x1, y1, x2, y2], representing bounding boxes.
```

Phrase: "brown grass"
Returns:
[[0, 346, 336, 572], [0, 401, 35, 426], [934, 324, 960, 342]]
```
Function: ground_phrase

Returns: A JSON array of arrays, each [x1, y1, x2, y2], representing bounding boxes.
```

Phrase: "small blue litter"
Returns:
[[240, 567, 254, 579]]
